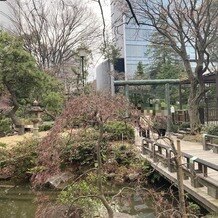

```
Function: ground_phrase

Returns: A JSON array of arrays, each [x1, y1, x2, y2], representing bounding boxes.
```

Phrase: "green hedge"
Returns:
[[103, 121, 134, 141]]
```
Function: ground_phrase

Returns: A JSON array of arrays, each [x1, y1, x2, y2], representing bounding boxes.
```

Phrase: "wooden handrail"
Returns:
[[203, 134, 218, 153], [141, 137, 218, 199]]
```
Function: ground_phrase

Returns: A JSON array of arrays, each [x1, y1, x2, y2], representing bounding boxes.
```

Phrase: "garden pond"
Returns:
[[0, 184, 155, 218]]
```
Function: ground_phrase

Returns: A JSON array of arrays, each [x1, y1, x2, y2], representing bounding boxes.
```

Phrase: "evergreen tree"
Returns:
[[135, 61, 146, 79], [0, 31, 64, 128]]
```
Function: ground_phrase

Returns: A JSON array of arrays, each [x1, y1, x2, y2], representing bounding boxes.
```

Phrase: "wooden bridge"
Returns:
[[135, 132, 218, 213]]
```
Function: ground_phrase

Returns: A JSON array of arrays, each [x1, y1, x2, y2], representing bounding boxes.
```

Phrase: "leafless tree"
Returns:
[[112, 0, 218, 133], [7, 0, 101, 76]]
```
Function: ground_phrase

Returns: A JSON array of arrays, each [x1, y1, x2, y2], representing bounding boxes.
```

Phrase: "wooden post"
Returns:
[[124, 84, 129, 117], [165, 83, 171, 134], [176, 140, 187, 218], [216, 72, 218, 108]]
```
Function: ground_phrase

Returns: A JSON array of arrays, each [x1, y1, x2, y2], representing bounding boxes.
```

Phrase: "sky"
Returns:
[[0, 0, 112, 81], [86, 0, 112, 81], [0, 1, 12, 30]]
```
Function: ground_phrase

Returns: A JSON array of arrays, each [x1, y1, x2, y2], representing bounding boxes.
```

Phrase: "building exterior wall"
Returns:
[[0, 1, 13, 31], [125, 23, 152, 78], [96, 60, 112, 92], [110, 1, 153, 79]]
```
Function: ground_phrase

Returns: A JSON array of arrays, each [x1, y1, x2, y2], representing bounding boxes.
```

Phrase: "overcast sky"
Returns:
[[0, 0, 112, 81], [86, 0, 112, 81]]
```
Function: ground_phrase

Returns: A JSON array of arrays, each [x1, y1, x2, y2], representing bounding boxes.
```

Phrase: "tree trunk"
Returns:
[[8, 106, 24, 135], [4, 80, 24, 134], [97, 122, 114, 218], [188, 80, 201, 134], [188, 101, 201, 134], [176, 140, 187, 218]]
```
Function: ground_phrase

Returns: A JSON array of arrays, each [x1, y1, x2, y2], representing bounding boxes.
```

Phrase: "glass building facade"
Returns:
[[110, 1, 153, 79], [125, 24, 153, 78]]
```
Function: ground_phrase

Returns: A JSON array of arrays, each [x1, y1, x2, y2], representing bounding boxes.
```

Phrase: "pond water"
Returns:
[[0, 184, 155, 218]]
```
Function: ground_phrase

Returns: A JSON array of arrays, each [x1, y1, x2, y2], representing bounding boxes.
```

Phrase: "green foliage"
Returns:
[[0, 30, 64, 123], [171, 123, 179, 133], [100, 41, 120, 65], [145, 31, 187, 104], [141, 160, 151, 174], [134, 61, 147, 79], [39, 123, 53, 132], [205, 125, 218, 136], [10, 138, 39, 181], [0, 146, 10, 168], [103, 121, 134, 141], [0, 116, 11, 136], [33, 73, 65, 118], [0, 142, 7, 148], [179, 122, 191, 130], [150, 171, 161, 184], [187, 202, 201, 216], [0, 31, 40, 101], [61, 129, 107, 168], [42, 92, 63, 113], [58, 181, 100, 216], [113, 144, 136, 166]]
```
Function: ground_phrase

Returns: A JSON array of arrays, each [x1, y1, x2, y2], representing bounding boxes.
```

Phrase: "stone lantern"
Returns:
[[30, 100, 43, 138]]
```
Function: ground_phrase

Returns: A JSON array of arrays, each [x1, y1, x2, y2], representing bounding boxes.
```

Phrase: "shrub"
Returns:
[[10, 138, 39, 181], [58, 181, 100, 216], [171, 123, 179, 133], [39, 123, 53, 131], [61, 129, 107, 168], [187, 202, 201, 216], [113, 144, 135, 166], [0, 116, 11, 136], [179, 122, 190, 130], [205, 125, 218, 136], [103, 121, 134, 141]]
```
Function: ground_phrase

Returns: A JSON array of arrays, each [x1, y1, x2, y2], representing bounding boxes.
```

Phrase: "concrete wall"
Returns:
[[96, 60, 112, 93], [0, 1, 13, 31]]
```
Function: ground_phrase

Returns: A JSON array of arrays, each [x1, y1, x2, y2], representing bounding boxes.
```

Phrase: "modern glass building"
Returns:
[[111, 1, 153, 79], [0, 1, 13, 30]]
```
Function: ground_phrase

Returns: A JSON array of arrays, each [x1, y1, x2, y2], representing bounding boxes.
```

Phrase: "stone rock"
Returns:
[[106, 173, 116, 179], [133, 195, 143, 203], [114, 212, 133, 218], [45, 172, 73, 189], [134, 204, 149, 211], [128, 173, 139, 181]]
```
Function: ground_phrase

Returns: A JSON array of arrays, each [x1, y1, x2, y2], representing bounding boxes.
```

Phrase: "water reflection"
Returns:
[[0, 186, 36, 218], [0, 185, 155, 218]]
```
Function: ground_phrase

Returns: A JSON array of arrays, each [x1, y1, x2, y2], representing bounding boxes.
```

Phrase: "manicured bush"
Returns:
[[103, 121, 134, 141]]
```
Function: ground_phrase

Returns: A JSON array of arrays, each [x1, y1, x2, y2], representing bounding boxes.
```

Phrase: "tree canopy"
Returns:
[[0, 31, 64, 127], [113, 0, 218, 133], [8, 0, 101, 76]]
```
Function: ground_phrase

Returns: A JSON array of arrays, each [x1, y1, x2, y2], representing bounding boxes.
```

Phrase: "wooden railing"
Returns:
[[203, 134, 218, 153], [142, 138, 218, 199]]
